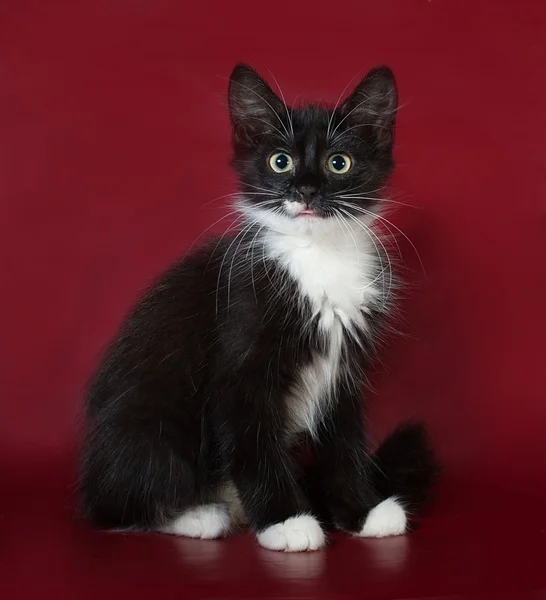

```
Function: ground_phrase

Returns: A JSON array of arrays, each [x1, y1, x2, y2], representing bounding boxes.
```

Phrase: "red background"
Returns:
[[1, 1, 545, 598]]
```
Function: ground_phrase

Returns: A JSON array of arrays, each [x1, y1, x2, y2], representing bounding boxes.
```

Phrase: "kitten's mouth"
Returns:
[[298, 209, 320, 218], [282, 200, 323, 219]]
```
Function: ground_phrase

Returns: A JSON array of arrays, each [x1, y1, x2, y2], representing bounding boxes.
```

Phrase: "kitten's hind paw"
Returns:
[[257, 515, 326, 552], [357, 497, 407, 538], [161, 503, 231, 539]]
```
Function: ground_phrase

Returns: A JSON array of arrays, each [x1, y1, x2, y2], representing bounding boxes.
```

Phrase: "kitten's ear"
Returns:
[[339, 66, 398, 152], [228, 64, 286, 147]]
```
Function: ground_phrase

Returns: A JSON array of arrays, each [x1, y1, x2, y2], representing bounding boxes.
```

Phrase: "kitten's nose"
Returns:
[[296, 182, 320, 203]]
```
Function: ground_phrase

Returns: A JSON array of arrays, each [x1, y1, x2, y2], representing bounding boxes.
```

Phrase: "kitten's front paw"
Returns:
[[257, 515, 326, 552], [357, 497, 407, 538]]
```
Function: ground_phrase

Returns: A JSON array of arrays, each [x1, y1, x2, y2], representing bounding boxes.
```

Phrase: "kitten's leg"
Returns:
[[313, 383, 407, 538], [220, 385, 326, 552], [161, 503, 231, 539], [80, 417, 205, 533]]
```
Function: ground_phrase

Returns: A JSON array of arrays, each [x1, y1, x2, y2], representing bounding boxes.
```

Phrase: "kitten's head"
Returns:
[[228, 64, 398, 229]]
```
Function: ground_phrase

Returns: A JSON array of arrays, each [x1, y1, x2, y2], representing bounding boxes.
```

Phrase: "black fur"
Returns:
[[79, 64, 438, 540], [371, 422, 440, 509]]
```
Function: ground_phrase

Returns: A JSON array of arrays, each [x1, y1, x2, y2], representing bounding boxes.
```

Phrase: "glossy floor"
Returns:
[[2, 462, 545, 598]]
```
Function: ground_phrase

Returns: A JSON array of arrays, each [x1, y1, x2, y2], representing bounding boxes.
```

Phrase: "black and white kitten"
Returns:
[[79, 64, 437, 552]]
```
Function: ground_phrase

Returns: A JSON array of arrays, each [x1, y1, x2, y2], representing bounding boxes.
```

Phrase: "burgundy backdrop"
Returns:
[[1, 1, 545, 598]]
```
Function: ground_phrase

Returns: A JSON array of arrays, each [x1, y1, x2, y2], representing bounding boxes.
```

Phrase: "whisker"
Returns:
[[326, 69, 366, 141], [328, 94, 374, 141], [216, 221, 255, 315], [230, 80, 292, 140], [330, 122, 392, 147], [244, 183, 281, 195], [225, 218, 262, 312], [246, 222, 268, 303], [249, 117, 291, 144], [333, 211, 361, 268], [340, 209, 394, 303], [248, 198, 281, 209], [336, 199, 402, 258], [183, 208, 244, 260], [205, 214, 246, 272], [328, 93, 400, 142], [263, 65, 294, 139], [337, 207, 393, 302], [337, 200, 426, 275], [338, 194, 419, 209]]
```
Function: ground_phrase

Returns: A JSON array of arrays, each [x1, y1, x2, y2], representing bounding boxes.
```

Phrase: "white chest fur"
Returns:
[[262, 219, 383, 436]]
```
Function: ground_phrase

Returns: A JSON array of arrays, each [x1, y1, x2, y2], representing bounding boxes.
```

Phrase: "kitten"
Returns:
[[79, 64, 438, 552]]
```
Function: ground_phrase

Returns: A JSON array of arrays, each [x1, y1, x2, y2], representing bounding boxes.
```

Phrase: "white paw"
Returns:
[[358, 497, 407, 538], [162, 504, 231, 539], [257, 515, 326, 552]]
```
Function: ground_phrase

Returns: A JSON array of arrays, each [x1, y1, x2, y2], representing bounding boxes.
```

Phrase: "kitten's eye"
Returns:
[[269, 152, 293, 173], [327, 153, 352, 174]]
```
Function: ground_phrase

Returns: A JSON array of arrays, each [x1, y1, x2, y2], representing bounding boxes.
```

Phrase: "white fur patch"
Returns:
[[257, 514, 326, 552], [161, 504, 231, 539], [358, 497, 407, 538], [244, 204, 384, 436]]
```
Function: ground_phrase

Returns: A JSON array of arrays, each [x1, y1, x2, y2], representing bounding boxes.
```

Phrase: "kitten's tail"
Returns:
[[370, 422, 440, 510]]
